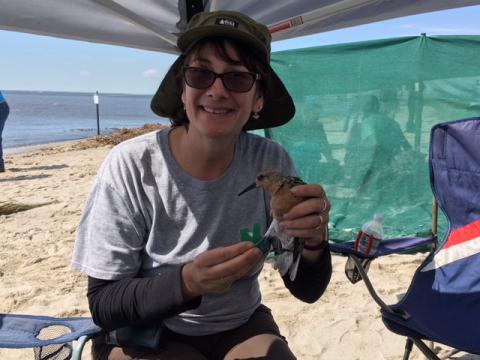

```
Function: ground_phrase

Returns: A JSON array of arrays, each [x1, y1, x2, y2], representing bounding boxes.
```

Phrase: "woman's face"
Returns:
[[181, 41, 264, 140]]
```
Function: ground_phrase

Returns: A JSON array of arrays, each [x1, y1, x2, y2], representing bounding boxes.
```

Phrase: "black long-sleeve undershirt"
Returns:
[[87, 266, 201, 331], [87, 249, 332, 331], [283, 247, 332, 303]]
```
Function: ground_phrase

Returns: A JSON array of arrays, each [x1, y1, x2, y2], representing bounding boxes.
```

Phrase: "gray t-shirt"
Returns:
[[72, 128, 296, 335]]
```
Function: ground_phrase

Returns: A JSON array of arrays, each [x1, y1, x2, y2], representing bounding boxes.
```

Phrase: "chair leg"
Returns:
[[349, 256, 401, 318], [72, 334, 93, 360], [439, 349, 461, 360], [403, 338, 414, 360], [412, 338, 442, 360]]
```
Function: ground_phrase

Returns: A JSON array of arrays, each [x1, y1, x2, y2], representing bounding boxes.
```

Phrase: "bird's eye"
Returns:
[[257, 174, 264, 181]]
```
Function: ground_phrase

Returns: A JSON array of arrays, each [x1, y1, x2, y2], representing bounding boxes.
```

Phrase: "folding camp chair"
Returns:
[[330, 117, 480, 359], [0, 313, 102, 360]]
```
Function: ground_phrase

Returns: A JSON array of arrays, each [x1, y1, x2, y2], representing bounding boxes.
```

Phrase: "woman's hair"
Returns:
[[170, 37, 270, 127]]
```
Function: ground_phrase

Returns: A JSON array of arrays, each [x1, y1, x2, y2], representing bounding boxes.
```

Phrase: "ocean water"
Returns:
[[2, 90, 168, 150]]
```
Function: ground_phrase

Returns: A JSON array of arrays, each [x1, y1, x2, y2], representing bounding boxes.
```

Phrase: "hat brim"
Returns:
[[151, 56, 295, 131]]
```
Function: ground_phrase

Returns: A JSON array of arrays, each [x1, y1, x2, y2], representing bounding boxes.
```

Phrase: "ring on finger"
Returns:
[[315, 215, 324, 230], [320, 199, 327, 212]]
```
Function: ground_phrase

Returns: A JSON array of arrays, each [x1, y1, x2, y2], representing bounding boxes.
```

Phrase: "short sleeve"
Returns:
[[72, 178, 146, 280]]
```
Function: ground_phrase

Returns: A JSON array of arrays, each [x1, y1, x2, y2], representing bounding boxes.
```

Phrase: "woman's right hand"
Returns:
[[181, 242, 263, 300]]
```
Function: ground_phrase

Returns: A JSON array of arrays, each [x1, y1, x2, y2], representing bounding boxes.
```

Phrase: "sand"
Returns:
[[0, 133, 475, 359]]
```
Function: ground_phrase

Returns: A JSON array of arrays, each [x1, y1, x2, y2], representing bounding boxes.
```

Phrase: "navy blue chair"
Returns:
[[331, 117, 480, 359]]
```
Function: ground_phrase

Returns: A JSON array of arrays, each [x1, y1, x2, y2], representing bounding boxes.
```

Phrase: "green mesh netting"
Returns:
[[268, 35, 480, 242]]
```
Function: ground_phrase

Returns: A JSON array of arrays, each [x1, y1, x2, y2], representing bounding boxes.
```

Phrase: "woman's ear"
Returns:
[[254, 93, 264, 114], [181, 90, 186, 105]]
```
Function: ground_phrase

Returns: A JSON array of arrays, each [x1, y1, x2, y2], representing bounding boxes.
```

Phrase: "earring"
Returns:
[[252, 112, 260, 120]]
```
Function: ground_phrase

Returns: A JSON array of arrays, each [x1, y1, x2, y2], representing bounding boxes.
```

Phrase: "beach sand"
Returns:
[[0, 131, 474, 359]]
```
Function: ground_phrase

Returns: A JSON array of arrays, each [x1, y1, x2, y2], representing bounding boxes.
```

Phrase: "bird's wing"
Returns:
[[281, 175, 306, 188]]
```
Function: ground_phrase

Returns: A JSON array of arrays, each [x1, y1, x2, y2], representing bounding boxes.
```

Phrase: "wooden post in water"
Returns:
[[94, 91, 100, 135]]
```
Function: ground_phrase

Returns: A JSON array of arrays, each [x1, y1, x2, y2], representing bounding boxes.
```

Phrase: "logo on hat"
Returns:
[[215, 17, 238, 28]]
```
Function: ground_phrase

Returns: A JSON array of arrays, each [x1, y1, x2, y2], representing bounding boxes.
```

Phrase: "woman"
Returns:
[[73, 11, 331, 360]]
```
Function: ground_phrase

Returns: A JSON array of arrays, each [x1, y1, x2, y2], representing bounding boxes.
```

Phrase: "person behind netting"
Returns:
[[292, 96, 340, 183], [302, 96, 335, 164], [72, 11, 332, 360], [406, 81, 424, 135], [344, 94, 411, 190], [379, 88, 399, 120], [0, 91, 10, 173]]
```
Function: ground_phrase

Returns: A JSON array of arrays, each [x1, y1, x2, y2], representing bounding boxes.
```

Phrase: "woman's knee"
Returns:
[[104, 343, 207, 360], [223, 334, 296, 360]]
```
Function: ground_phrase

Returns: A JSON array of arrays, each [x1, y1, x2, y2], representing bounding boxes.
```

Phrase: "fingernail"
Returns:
[[242, 241, 253, 249]]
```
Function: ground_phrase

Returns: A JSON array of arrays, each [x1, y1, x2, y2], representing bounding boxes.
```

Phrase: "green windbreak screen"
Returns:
[[269, 35, 480, 242]]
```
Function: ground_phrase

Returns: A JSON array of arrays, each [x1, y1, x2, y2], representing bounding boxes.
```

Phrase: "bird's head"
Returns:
[[238, 170, 282, 196]]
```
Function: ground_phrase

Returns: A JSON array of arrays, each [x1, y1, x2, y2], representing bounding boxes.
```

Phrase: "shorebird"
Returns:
[[238, 170, 307, 280], [238, 170, 306, 220]]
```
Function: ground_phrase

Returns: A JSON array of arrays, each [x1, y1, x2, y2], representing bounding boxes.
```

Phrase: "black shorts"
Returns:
[[93, 304, 288, 360]]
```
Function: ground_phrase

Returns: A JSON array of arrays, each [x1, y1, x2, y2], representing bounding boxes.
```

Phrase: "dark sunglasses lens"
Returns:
[[184, 68, 214, 89], [223, 72, 256, 92], [184, 68, 257, 92]]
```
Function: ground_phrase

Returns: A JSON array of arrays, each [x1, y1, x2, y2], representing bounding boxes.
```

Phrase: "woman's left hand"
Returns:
[[279, 184, 330, 256]]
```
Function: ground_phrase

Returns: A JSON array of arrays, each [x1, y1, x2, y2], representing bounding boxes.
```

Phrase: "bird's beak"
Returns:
[[238, 182, 257, 196]]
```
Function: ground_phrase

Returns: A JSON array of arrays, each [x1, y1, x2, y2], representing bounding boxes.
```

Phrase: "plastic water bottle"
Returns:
[[354, 214, 384, 255]]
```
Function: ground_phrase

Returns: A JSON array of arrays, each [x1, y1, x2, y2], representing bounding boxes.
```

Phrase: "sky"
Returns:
[[1, 5, 479, 95]]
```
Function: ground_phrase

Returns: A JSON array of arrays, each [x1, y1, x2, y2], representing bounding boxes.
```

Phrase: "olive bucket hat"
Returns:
[[150, 10, 295, 131]]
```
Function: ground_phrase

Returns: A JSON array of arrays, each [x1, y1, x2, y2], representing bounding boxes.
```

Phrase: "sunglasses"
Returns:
[[183, 67, 260, 93]]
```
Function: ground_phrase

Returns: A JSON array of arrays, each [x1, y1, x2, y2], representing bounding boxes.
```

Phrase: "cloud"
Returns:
[[422, 27, 468, 34], [79, 70, 91, 77], [396, 24, 416, 29], [142, 69, 162, 78], [393, 24, 474, 35]]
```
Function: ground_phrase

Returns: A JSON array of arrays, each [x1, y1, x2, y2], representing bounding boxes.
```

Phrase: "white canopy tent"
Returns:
[[0, 0, 479, 54]]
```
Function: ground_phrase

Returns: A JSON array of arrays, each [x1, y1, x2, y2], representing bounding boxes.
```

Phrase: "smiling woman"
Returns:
[[176, 39, 265, 144], [71, 10, 332, 360]]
